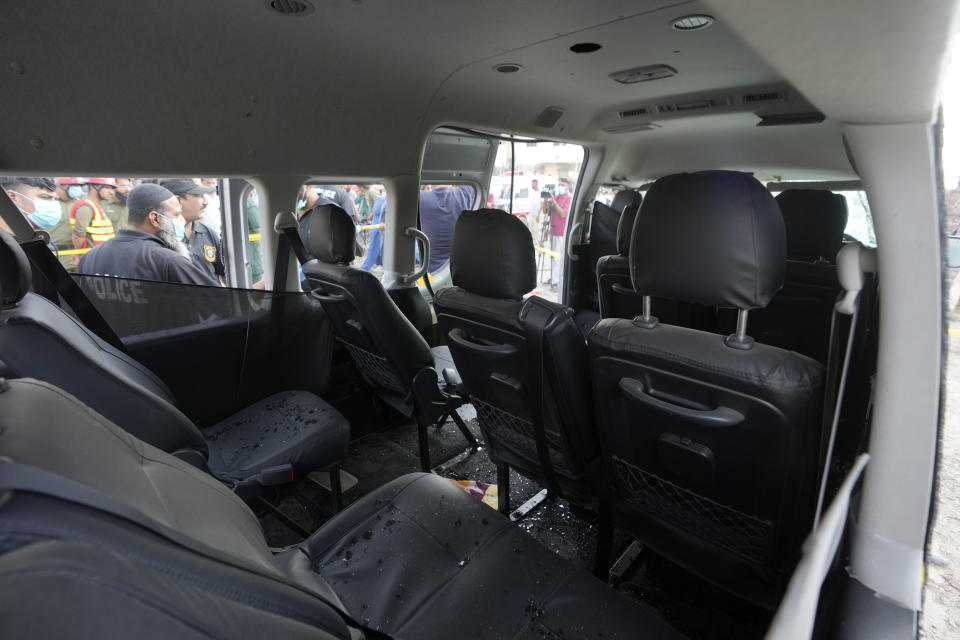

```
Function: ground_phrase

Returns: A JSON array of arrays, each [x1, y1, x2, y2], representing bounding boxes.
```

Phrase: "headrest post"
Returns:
[[632, 295, 660, 329], [724, 309, 755, 350]]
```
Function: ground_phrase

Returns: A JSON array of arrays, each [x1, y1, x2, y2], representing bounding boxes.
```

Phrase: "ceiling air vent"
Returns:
[[603, 123, 661, 134], [619, 107, 649, 119], [610, 65, 677, 85], [266, 0, 315, 16], [742, 91, 786, 104]]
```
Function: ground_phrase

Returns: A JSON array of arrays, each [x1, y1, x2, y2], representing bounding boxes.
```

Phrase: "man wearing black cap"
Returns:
[[159, 179, 225, 285], [78, 183, 219, 286]]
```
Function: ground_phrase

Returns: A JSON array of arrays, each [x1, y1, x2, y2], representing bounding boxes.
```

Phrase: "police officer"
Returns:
[[78, 183, 218, 286], [159, 179, 225, 285], [298, 182, 357, 221]]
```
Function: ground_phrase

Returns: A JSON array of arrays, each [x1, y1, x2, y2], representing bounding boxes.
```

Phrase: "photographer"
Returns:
[[538, 176, 572, 288]]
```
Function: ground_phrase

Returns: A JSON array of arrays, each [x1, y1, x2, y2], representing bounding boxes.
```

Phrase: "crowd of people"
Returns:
[[1, 175, 575, 290], [0, 177, 228, 287]]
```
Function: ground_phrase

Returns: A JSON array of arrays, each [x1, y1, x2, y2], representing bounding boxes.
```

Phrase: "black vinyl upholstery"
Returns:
[[776, 189, 848, 262], [0, 231, 349, 488], [589, 171, 825, 606], [449, 207, 535, 300], [611, 188, 643, 216], [301, 205, 472, 469], [585, 193, 643, 314], [0, 231, 31, 307], [435, 209, 598, 504], [738, 189, 850, 363], [0, 378, 684, 640], [631, 171, 785, 309], [596, 200, 640, 319], [596, 201, 717, 330]]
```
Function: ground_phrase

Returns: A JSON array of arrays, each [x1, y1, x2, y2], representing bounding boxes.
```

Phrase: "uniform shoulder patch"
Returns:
[[203, 245, 217, 262]]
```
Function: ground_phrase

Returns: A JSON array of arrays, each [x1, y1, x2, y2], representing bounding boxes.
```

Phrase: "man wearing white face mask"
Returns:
[[78, 183, 218, 286], [0, 177, 63, 234]]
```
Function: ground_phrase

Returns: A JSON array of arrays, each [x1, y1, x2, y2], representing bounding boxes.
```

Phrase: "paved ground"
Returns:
[[921, 329, 960, 638]]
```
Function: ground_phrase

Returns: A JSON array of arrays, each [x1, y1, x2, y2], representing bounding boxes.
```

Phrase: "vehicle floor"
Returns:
[[256, 404, 769, 639]]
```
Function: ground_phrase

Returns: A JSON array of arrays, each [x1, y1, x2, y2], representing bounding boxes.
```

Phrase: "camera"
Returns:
[[540, 189, 553, 199]]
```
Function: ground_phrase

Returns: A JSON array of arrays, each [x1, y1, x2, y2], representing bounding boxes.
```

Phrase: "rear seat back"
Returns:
[[434, 209, 598, 504], [745, 189, 849, 363], [301, 204, 435, 416], [590, 171, 825, 606], [596, 199, 639, 318], [588, 191, 642, 311]]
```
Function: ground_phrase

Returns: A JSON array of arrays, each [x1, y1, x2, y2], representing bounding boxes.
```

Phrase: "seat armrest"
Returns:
[[442, 367, 462, 390]]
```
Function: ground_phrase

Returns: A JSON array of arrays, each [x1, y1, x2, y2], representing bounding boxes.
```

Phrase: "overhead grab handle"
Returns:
[[398, 227, 431, 286], [618, 377, 744, 427]]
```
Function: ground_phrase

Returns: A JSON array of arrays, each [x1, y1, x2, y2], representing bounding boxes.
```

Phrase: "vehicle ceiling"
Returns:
[[0, 0, 957, 182]]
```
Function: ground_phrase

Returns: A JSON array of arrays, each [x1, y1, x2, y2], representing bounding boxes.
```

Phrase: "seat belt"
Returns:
[[813, 243, 874, 530], [0, 460, 393, 639], [18, 238, 127, 353], [275, 212, 310, 262], [273, 231, 292, 290], [521, 298, 562, 495], [273, 211, 311, 291]]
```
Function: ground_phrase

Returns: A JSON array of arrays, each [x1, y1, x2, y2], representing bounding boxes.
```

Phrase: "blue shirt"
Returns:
[[419, 185, 475, 272]]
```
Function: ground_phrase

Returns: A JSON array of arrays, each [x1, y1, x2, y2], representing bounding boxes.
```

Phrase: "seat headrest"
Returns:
[[450, 209, 535, 300], [616, 201, 640, 256], [305, 204, 355, 264], [0, 231, 31, 307], [611, 189, 642, 215], [630, 171, 785, 309], [775, 189, 849, 262]]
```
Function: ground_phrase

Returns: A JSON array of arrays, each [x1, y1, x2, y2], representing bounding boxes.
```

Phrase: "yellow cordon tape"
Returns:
[[250, 225, 384, 241], [534, 244, 561, 259], [949, 328, 960, 335]]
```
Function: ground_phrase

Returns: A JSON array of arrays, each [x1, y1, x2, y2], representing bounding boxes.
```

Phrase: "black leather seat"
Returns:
[[434, 209, 599, 512], [743, 189, 849, 363], [575, 190, 643, 332], [611, 188, 642, 214], [596, 199, 641, 318], [0, 377, 685, 640], [589, 171, 825, 607], [0, 231, 350, 500], [596, 200, 718, 331], [300, 204, 478, 471]]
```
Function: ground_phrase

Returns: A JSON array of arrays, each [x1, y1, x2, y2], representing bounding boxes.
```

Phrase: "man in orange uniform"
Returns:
[[70, 177, 117, 263]]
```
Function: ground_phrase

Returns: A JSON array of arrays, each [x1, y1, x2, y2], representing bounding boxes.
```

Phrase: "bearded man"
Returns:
[[78, 183, 218, 286]]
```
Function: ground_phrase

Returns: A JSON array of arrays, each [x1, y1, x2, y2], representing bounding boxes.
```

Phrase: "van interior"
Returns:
[[1, 1, 958, 638]]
